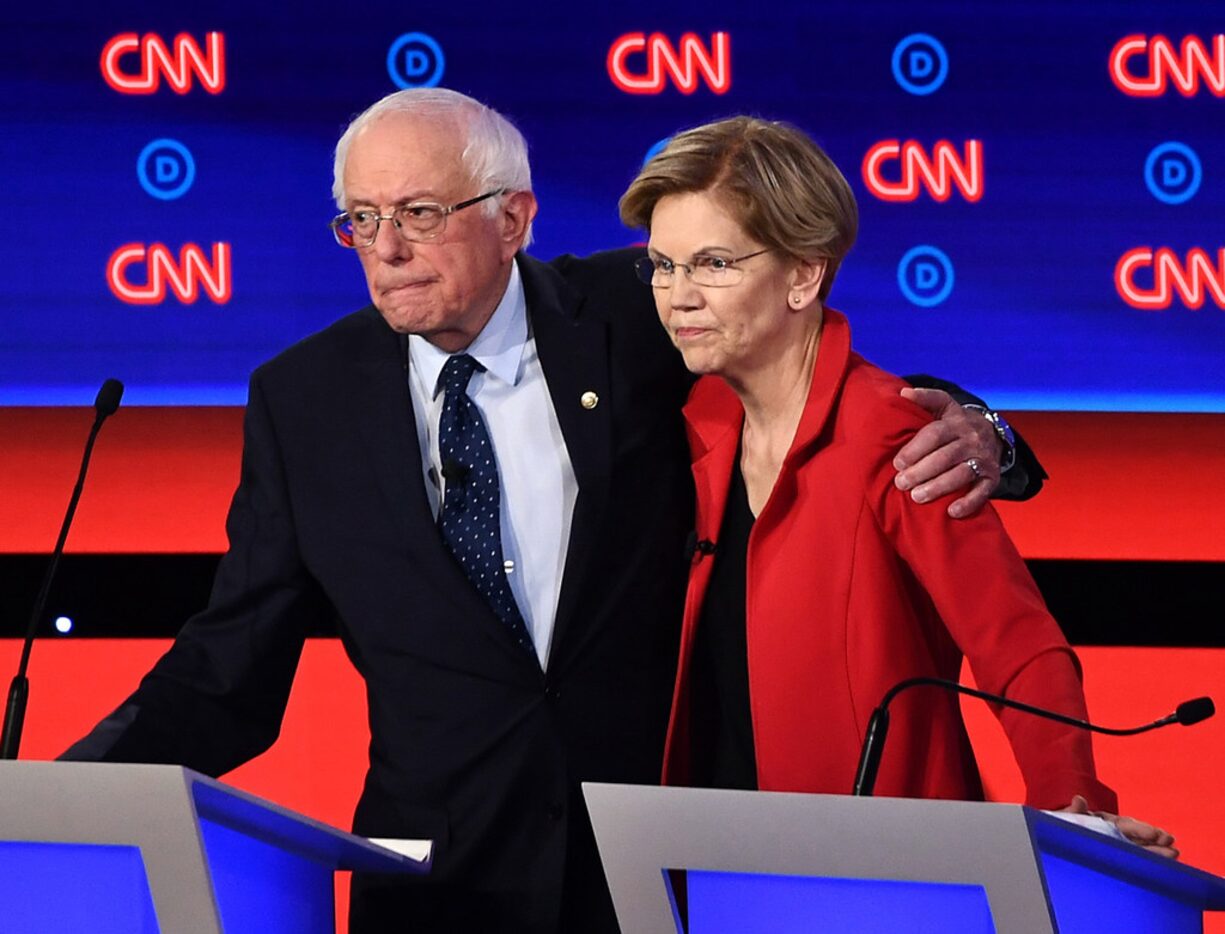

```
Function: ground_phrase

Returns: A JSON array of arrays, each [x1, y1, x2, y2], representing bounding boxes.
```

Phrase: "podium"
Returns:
[[584, 783, 1225, 933], [0, 762, 429, 933]]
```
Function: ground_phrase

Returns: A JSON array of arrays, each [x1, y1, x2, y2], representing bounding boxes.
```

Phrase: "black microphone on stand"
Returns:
[[851, 675, 1214, 797], [1, 379, 124, 760]]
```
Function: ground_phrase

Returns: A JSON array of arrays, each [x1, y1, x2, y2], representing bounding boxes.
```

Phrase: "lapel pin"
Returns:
[[580, 391, 599, 410]]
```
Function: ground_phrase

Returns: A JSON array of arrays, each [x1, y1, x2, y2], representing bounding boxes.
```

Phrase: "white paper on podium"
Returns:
[[367, 837, 433, 864], [1041, 810, 1130, 843]]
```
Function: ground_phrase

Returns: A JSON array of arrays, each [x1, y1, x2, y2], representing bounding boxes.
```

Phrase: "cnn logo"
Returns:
[[1115, 247, 1225, 310], [607, 32, 731, 95], [107, 243, 232, 305], [101, 32, 226, 94], [861, 140, 983, 203], [1110, 34, 1225, 97]]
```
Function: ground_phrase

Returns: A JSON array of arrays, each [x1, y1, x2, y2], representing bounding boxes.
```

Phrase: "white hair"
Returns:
[[332, 88, 533, 243]]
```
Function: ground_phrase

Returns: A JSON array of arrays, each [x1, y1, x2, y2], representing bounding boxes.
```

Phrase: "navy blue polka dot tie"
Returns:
[[436, 354, 534, 656]]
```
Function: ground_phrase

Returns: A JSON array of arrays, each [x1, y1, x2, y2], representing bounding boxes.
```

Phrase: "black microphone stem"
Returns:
[[2, 381, 122, 760], [16, 417, 103, 674], [851, 675, 1213, 797]]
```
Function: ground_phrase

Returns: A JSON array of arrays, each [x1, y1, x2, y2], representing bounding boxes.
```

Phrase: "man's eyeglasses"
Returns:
[[330, 189, 506, 249], [634, 249, 771, 288]]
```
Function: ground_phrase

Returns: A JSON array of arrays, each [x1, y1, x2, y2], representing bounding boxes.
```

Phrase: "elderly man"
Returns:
[[65, 88, 1033, 932]]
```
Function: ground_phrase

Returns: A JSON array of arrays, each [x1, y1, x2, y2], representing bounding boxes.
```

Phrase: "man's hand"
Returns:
[[1060, 794, 1179, 859], [894, 387, 1002, 519]]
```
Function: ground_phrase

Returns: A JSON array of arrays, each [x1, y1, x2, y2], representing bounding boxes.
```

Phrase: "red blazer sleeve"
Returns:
[[869, 397, 1117, 812]]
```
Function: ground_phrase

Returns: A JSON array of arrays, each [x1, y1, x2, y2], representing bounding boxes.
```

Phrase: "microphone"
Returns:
[[684, 532, 718, 562], [95, 378, 123, 417], [1, 379, 124, 760], [851, 675, 1214, 797], [1167, 696, 1215, 727], [441, 459, 470, 485]]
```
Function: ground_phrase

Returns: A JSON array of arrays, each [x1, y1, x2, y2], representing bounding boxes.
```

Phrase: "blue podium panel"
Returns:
[[1040, 851, 1202, 933], [198, 817, 335, 934], [585, 785, 1225, 933], [1030, 809, 1217, 933], [0, 841, 159, 933], [682, 870, 996, 934], [0, 764, 424, 933]]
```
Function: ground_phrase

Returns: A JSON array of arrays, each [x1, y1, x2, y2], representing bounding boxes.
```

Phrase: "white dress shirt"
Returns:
[[407, 259, 577, 669]]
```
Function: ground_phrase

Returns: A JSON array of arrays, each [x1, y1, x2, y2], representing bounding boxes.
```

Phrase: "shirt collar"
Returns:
[[408, 259, 528, 399]]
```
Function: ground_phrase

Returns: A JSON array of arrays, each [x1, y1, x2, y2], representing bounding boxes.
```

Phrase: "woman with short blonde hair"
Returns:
[[621, 116, 1173, 855]]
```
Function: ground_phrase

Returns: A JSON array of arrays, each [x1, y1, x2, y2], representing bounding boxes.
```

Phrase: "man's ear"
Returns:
[[500, 190, 538, 258]]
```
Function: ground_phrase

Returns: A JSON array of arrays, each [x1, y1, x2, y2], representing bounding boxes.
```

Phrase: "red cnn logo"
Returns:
[[861, 140, 984, 203], [1115, 247, 1225, 310], [100, 32, 226, 95], [107, 243, 232, 305], [1110, 34, 1225, 97], [607, 32, 731, 94]]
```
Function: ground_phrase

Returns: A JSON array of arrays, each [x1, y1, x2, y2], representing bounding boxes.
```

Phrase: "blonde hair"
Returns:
[[620, 116, 857, 300]]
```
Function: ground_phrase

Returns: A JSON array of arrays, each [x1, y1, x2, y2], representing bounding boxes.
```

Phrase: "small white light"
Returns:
[[54, 616, 73, 634]]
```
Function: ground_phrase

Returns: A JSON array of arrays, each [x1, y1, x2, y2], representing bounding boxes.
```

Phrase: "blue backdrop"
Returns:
[[3, 1, 1222, 409]]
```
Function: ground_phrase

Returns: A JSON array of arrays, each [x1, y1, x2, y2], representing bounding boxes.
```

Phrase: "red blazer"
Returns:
[[662, 309, 1117, 811]]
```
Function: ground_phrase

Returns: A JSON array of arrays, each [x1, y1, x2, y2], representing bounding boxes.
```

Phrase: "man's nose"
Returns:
[[371, 217, 414, 263]]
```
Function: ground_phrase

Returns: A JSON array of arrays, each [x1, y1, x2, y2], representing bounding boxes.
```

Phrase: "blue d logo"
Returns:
[[892, 34, 948, 96], [1144, 142, 1202, 205], [898, 245, 955, 307], [387, 33, 445, 89], [137, 139, 196, 201]]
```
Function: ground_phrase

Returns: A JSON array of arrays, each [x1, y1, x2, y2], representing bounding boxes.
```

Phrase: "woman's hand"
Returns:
[[1060, 794, 1180, 859], [893, 387, 1002, 518]]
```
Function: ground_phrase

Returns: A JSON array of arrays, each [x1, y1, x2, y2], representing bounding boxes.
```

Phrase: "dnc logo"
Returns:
[[387, 33, 445, 89], [1144, 142, 1201, 205], [898, 246, 955, 308], [136, 139, 196, 201], [892, 34, 948, 95]]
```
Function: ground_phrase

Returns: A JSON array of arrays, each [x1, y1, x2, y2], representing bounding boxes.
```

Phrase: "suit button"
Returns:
[[547, 802, 564, 821], [545, 686, 561, 701]]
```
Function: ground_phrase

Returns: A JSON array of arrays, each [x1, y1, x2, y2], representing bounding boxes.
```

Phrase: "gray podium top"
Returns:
[[584, 782, 1225, 934], [0, 761, 425, 932]]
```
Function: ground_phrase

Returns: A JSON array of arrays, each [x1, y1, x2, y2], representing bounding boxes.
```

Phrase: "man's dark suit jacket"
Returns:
[[63, 246, 1045, 931], [63, 249, 695, 933]]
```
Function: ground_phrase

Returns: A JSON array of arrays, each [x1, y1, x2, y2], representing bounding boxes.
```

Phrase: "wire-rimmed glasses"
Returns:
[[329, 189, 505, 248]]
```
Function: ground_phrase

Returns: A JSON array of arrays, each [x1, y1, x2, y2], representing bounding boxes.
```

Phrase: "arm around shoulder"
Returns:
[[899, 375, 1047, 507]]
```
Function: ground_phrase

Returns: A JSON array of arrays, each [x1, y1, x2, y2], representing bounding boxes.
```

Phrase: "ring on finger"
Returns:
[[965, 457, 983, 479]]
